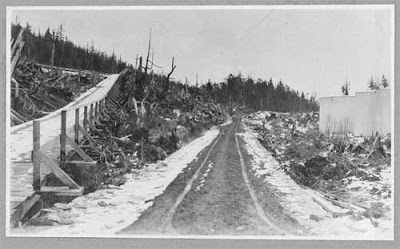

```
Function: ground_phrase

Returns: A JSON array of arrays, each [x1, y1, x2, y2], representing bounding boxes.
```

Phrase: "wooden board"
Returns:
[[65, 135, 93, 161], [40, 151, 81, 189], [10, 194, 41, 228], [39, 186, 84, 196], [61, 161, 98, 167]]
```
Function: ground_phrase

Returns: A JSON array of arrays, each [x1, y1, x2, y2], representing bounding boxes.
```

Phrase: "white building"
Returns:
[[319, 88, 391, 136]]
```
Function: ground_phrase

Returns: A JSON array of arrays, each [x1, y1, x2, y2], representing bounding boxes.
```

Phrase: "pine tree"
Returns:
[[381, 75, 389, 88], [367, 76, 379, 90]]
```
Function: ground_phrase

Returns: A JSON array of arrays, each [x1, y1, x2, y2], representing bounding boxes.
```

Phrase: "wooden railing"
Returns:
[[30, 72, 122, 196]]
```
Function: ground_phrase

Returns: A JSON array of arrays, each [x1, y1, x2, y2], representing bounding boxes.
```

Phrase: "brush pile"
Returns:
[[244, 111, 391, 209], [52, 68, 226, 193], [11, 59, 104, 125]]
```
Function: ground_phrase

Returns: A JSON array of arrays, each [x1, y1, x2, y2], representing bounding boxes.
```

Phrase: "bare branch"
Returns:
[[167, 57, 177, 79], [148, 60, 162, 69], [144, 29, 151, 76]]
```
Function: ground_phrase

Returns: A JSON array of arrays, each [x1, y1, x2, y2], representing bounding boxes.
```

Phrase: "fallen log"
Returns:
[[306, 189, 352, 217], [323, 195, 366, 213], [112, 134, 132, 144]]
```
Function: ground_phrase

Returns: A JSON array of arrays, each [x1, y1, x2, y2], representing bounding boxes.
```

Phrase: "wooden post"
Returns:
[[90, 104, 94, 125], [33, 120, 41, 191], [95, 102, 98, 121], [75, 108, 80, 144], [60, 110, 67, 162], [84, 106, 88, 130], [99, 99, 103, 115], [98, 101, 102, 119]]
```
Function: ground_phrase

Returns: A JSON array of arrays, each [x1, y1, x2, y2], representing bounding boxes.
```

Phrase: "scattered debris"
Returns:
[[11, 60, 105, 126], [244, 110, 392, 228]]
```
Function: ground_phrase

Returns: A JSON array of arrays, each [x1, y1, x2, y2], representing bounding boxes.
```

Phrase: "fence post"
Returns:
[[100, 99, 104, 115], [60, 110, 67, 162], [95, 102, 98, 121], [90, 104, 94, 125], [33, 120, 41, 191], [84, 106, 88, 130], [75, 108, 80, 144]]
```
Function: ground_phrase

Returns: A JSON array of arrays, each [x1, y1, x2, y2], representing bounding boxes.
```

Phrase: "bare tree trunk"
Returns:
[[51, 33, 55, 76], [167, 57, 176, 80], [144, 30, 151, 78]]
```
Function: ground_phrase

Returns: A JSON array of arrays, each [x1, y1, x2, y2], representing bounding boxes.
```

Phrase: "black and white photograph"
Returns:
[[5, 5, 394, 240]]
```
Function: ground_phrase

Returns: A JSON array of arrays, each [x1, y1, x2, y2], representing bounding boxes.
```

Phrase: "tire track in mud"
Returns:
[[234, 122, 289, 235], [121, 118, 300, 235], [160, 130, 224, 232]]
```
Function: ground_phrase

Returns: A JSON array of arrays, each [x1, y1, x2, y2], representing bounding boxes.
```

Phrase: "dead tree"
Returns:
[[51, 31, 56, 76], [167, 57, 176, 80], [11, 27, 26, 77], [144, 30, 151, 75], [162, 57, 177, 93], [341, 78, 350, 96]]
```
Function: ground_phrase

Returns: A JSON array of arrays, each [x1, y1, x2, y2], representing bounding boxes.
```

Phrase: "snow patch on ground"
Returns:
[[239, 124, 393, 240], [243, 111, 272, 130], [11, 127, 220, 237], [195, 162, 213, 191], [220, 116, 233, 126]]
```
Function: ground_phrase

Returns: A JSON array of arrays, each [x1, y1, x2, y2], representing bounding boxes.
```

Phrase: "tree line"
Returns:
[[11, 22, 128, 74], [193, 73, 319, 113], [12, 21, 318, 113]]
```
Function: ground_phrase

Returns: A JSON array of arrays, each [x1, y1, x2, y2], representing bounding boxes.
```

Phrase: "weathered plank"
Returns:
[[78, 124, 97, 145], [39, 151, 80, 189], [64, 135, 93, 162], [10, 194, 41, 228], [60, 111, 67, 162], [75, 108, 80, 143], [39, 186, 84, 196], [84, 106, 88, 130], [32, 120, 41, 191], [61, 161, 98, 167]]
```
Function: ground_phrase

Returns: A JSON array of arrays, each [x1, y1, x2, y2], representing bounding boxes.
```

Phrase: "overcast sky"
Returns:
[[10, 6, 394, 98]]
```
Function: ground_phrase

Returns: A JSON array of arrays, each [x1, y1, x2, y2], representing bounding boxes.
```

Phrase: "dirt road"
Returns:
[[119, 117, 303, 236]]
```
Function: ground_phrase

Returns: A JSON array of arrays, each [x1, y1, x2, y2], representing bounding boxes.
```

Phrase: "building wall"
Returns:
[[319, 88, 391, 136]]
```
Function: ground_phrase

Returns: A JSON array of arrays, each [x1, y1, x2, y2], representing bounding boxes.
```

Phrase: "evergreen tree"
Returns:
[[11, 22, 127, 74], [367, 76, 379, 90], [381, 75, 389, 88]]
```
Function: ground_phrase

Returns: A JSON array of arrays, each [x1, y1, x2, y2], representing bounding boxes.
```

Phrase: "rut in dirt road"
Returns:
[[119, 117, 303, 236]]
